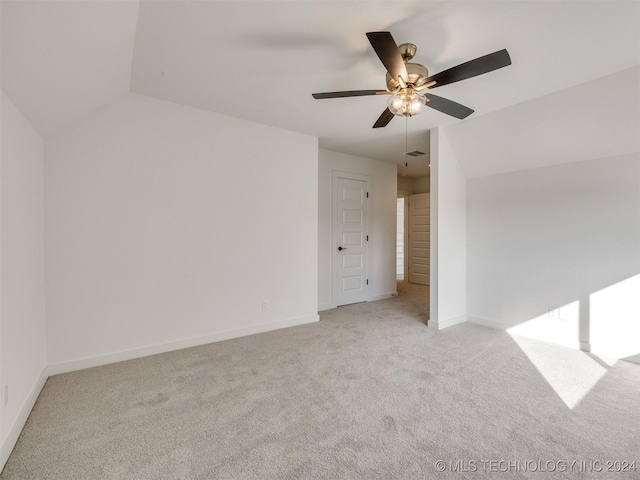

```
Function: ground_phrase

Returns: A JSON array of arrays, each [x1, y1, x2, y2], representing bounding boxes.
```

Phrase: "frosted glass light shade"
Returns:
[[388, 91, 426, 117]]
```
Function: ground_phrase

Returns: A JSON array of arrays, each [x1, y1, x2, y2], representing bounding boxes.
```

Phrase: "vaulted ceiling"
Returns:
[[2, 1, 639, 178]]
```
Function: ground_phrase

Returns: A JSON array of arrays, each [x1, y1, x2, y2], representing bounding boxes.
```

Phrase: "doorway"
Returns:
[[396, 196, 407, 280]]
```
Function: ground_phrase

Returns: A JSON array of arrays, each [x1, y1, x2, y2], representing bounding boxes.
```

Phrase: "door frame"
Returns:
[[401, 194, 409, 280], [396, 194, 410, 281], [397, 187, 413, 282], [331, 170, 373, 308]]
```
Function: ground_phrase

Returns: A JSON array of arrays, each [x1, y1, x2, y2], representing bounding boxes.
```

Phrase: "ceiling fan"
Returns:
[[312, 32, 511, 128]]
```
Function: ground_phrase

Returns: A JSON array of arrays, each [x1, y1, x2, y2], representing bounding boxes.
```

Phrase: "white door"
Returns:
[[408, 193, 430, 285], [336, 177, 369, 306]]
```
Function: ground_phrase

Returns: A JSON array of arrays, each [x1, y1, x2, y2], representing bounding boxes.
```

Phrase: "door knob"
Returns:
[[338, 246, 347, 251]]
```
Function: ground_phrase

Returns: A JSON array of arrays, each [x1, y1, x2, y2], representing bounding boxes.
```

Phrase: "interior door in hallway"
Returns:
[[408, 193, 430, 285], [335, 176, 369, 306]]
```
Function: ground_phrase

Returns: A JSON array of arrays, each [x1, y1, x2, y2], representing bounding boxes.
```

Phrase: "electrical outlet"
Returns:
[[3, 384, 8, 406], [262, 299, 269, 310]]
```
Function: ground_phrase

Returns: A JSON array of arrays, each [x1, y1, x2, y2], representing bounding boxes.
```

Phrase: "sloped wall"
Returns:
[[45, 93, 319, 370]]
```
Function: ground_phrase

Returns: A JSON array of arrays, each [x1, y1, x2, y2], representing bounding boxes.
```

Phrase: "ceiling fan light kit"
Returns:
[[388, 90, 426, 117], [312, 31, 512, 128]]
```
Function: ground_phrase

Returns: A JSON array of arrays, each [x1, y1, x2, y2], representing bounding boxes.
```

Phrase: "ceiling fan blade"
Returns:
[[373, 108, 395, 128], [312, 90, 388, 99], [366, 32, 408, 84], [425, 49, 511, 88], [424, 93, 474, 119]]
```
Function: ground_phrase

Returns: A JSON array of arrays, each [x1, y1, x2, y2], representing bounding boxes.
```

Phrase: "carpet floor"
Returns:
[[2, 281, 639, 479]]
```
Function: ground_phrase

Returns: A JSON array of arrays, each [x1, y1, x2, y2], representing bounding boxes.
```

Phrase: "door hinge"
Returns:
[[366, 235, 369, 241], [366, 192, 369, 198], [366, 279, 369, 285]]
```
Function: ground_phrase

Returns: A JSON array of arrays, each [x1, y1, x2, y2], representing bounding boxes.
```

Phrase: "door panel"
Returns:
[[343, 209, 363, 224], [342, 276, 362, 291], [336, 177, 369, 306], [409, 193, 430, 285], [342, 186, 363, 202], [342, 254, 362, 269], [342, 231, 363, 246]]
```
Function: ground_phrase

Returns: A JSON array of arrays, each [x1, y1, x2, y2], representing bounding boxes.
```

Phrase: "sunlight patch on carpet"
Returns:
[[509, 334, 607, 409]]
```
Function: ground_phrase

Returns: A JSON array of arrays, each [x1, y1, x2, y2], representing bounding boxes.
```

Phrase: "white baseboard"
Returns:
[[48, 314, 319, 376], [579, 341, 591, 352], [1, 366, 48, 472], [428, 314, 467, 330], [317, 303, 334, 312], [467, 315, 510, 331], [369, 291, 398, 302], [468, 315, 585, 351]]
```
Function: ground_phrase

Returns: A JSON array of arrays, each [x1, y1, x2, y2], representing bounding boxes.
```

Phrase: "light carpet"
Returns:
[[2, 281, 639, 479]]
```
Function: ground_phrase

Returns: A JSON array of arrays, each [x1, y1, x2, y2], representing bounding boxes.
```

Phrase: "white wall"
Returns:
[[0, 90, 47, 467], [398, 175, 430, 195], [429, 129, 467, 330], [397, 176, 415, 195], [318, 149, 397, 310], [467, 153, 640, 354], [413, 175, 430, 194], [45, 93, 319, 371]]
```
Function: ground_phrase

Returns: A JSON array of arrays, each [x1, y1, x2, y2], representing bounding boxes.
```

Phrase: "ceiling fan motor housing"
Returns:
[[386, 62, 430, 91]]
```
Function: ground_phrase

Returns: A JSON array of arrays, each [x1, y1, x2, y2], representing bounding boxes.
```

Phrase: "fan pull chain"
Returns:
[[405, 115, 408, 168]]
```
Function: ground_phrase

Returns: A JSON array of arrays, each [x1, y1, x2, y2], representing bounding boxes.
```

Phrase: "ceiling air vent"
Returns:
[[404, 150, 425, 157]]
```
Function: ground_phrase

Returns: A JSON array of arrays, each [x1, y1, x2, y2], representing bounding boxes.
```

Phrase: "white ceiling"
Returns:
[[2, 1, 640, 177], [444, 66, 640, 178], [1, 1, 139, 138]]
